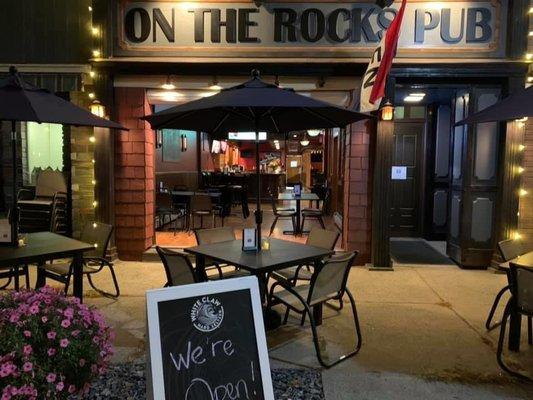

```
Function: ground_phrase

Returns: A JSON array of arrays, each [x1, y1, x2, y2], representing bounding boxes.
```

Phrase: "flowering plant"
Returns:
[[0, 286, 114, 399]]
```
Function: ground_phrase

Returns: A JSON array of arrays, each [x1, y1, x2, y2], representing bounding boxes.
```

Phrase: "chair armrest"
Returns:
[[84, 257, 113, 266]]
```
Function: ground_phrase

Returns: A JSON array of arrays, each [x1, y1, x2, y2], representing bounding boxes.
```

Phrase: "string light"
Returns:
[[513, 232, 522, 241], [92, 159, 95, 164], [92, 223, 97, 228], [89, 136, 96, 143], [519, 144, 526, 152], [526, 53, 533, 61], [519, 188, 528, 197], [88, 92, 95, 99], [92, 49, 101, 58], [91, 179, 96, 185], [88, 5, 93, 12], [91, 27, 99, 36], [518, 166, 525, 174], [89, 71, 96, 78], [92, 201, 98, 208]]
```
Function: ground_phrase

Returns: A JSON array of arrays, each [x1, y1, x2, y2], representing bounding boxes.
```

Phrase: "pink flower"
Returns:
[[60, 319, 71, 328], [22, 362, 33, 372], [22, 345, 32, 356], [79, 359, 86, 367], [59, 338, 69, 348], [23, 330, 31, 338], [46, 373, 56, 383], [63, 308, 74, 318], [56, 382, 64, 392], [47, 331, 56, 340], [41, 316, 48, 323], [71, 330, 80, 337], [28, 303, 39, 314], [47, 348, 56, 357], [68, 385, 76, 394]]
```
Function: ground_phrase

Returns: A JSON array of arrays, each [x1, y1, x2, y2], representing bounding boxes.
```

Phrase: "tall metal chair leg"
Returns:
[[87, 263, 120, 299], [24, 265, 30, 288], [319, 216, 326, 229], [305, 290, 362, 369], [496, 301, 533, 381], [13, 266, 19, 291], [486, 285, 510, 331], [0, 275, 13, 290], [301, 216, 306, 231], [283, 307, 290, 324], [269, 217, 278, 236]]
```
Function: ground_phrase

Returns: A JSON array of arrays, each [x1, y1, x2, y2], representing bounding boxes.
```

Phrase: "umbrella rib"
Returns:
[[212, 112, 231, 134], [152, 109, 203, 129], [269, 114, 280, 133], [221, 107, 254, 122], [302, 107, 340, 127]]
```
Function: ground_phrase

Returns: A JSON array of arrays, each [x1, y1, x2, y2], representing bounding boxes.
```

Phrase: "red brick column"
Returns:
[[114, 88, 155, 260], [343, 120, 374, 264]]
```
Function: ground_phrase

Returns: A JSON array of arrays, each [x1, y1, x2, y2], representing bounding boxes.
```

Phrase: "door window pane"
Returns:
[[25, 122, 63, 184]]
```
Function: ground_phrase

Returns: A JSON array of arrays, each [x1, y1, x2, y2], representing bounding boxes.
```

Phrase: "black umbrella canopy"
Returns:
[[143, 71, 372, 136], [0, 66, 126, 130], [455, 85, 533, 125]]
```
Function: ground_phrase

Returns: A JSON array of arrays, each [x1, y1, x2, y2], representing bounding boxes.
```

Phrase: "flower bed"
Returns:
[[0, 286, 114, 399]]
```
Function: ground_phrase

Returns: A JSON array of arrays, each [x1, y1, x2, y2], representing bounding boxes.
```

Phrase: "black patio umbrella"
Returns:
[[144, 70, 372, 244], [455, 85, 533, 125], [0, 66, 127, 246]]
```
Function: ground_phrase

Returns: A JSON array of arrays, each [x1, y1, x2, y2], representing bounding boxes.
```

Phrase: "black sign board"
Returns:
[[147, 277, 274, 399]]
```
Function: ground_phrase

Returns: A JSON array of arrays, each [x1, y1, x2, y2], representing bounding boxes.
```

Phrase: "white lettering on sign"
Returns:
[[117, 1, 507, 59]]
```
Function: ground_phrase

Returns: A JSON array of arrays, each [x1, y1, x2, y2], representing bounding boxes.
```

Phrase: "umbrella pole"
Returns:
[[255, 121, 262, 249], [10, 120, 18, 246]]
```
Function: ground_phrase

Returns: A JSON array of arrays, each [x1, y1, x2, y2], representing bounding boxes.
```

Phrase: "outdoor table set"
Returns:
[[277, 192, 320, 235]]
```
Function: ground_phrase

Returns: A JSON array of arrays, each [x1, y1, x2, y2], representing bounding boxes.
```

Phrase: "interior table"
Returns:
[[0, 232, 94, 302], [501, 253, 533, 352], [184, 238, 333, 328], [278, 192, 319, 235]]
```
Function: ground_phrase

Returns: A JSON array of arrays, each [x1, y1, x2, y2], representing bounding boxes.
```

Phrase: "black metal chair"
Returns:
[[194, 227, 248, 279], [155, 246, 198, 286], [190, 193, 215, 229], [272, 227, 340, 284], [268, 251, 361, 368], [39, 222, 120, 298], [156, 191, 185, 233], [485, 239, 523, 331], [496, 262, 533, 381], [0, 265, 30, 291], [269, 193, 297, 236], [301, 190, 329, 230]]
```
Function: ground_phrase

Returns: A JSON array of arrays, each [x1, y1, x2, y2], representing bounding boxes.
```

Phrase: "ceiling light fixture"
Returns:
[[161, 76, 176, 90], [307, 129, 322, 137], [404, 93, 425, 103], [210, 76, 223, 90]]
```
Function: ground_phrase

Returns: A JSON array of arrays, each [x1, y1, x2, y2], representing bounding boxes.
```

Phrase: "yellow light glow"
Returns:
[[529, 6, 533, 13], [92, 179, 96, 185], [519, 188, 528, 197], [516, 117, 528, 122], [93, 243, 98, 248], [519, 144, 526, 152], [92, 49, 101, 58], [92, 201, 98, 207], [88, 92, 95, 99], [518, 166, 525, 174], [517, 211, 521, 217], [209, 84, 223, 90], [88, 6, 93, 12], [92, 159, 96, 164], [529, 31, 533, 37], [513, 232, 522, 241], [92, 223, 97, 228], [91, 27, 99, 36], [161, 83, 176, 90], [89, 71, 96, 78], [526, 53, 533, 61], [89, 136, 96, 143]]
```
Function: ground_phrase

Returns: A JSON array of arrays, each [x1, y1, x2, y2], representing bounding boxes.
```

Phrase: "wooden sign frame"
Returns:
[[146, 277, 274, 400]]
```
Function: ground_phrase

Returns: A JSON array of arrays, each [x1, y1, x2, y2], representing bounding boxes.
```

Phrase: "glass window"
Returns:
[[394, 106, 405, 119], [25, 122, 63, 184], [409, 106, 425, 119]]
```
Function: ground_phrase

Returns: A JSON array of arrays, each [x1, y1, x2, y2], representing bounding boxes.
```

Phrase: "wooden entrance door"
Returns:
[[390, 121, 425, 236]]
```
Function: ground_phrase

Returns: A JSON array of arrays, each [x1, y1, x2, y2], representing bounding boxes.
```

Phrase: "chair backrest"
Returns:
[[191, 194, 212, 211], [195, 227, 235, 245], [80, 222, 113, 258], [35, 169, 67, 198], [156, 246, 197, 286], [156, 191, 173, 209], [498, 239, 523, 261], [309, 251, 358, 306], [306, 227, 339, 250], [509, 263, 533, 315]]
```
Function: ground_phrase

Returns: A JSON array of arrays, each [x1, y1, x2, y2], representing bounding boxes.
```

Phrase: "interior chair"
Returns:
[[155, 246, 198, 286], [496, 263, 533, 381], [38, 222, 120, 298], [268, 251, 362, 368], [485, 239, 524, 331], [156, 191, 185, 233], [190, 193, 214, 229], [269, 193, 297, 236], [271, 227, 340, 284], [194, 227, 248, 279], [0, 265, 30, 291], [301, 190, 329, 231], [17, 168, 68, 234]]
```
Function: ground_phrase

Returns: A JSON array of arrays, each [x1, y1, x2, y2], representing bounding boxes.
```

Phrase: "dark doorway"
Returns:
[[390, 114, 425, 236]]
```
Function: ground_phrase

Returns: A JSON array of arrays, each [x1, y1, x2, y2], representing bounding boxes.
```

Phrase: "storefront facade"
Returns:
[[1, 0, 531, 265]]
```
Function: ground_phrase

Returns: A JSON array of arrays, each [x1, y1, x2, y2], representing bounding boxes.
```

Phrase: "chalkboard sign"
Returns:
[[146, 277, 274, 400]]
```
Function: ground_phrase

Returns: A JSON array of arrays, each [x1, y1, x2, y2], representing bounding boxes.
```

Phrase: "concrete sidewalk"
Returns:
[[26, 261, 532, 399]]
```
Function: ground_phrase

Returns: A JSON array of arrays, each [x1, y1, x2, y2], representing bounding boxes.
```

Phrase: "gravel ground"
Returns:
[[75, 363, 324, 399]]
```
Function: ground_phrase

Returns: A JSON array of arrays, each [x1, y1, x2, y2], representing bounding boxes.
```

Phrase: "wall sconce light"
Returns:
[[90, 100, 105, 118], [210, 76, 222, 90], [300, 134, 310, 146], [307, 129, 322, 137], [161, 76, 176, 90], [380, 100, 394, 121], [181, 134, 188, 152], [156, 131, 163, 148]]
